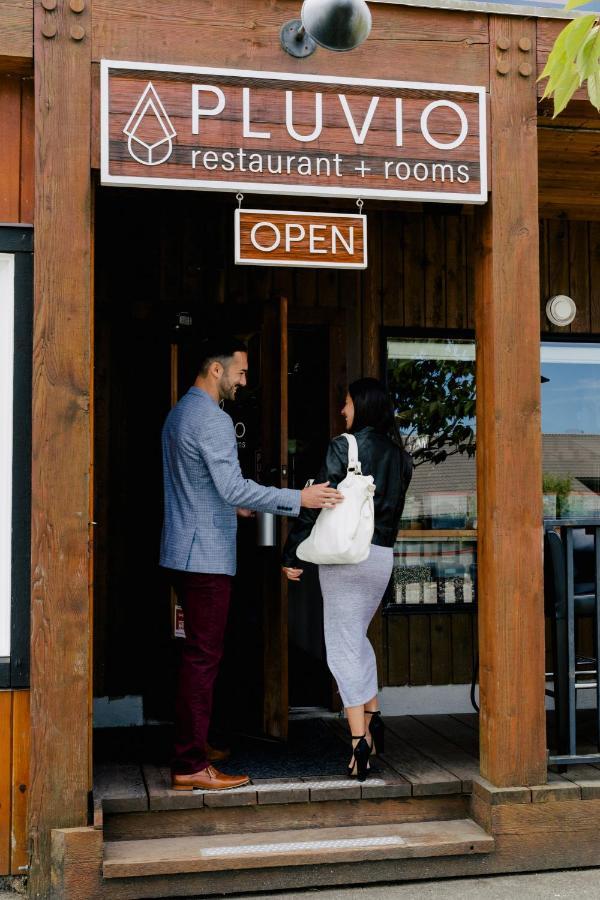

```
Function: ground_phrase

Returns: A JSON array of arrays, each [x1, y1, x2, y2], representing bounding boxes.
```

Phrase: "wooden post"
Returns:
[[28, 1, 92, 895], [475, 17, 546, 787]]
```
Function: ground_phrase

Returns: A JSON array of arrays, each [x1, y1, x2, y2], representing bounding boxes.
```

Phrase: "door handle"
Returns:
[[256, 512, 276, 547]]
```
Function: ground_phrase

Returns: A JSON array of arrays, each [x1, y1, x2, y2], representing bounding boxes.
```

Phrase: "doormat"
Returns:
[[219, 718, 356, 779], [94, 718, 383, 779]]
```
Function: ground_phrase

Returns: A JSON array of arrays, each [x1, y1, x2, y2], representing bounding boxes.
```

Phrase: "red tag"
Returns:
[[174, 602, 186, 639]]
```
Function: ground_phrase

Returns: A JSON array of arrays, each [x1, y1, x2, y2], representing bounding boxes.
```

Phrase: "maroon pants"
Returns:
[[171, 571, 232, 775]]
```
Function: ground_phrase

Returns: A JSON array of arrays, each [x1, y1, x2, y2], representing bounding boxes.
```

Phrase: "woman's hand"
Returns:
[[282, 566, 303, 582]]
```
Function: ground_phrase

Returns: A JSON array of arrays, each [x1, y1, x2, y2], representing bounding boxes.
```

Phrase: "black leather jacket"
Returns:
[[282, 426, 413, 567]]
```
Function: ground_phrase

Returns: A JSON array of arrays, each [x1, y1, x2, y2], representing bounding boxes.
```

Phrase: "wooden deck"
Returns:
[[94, 712, 600, 819], [94, 714, 474, 819]]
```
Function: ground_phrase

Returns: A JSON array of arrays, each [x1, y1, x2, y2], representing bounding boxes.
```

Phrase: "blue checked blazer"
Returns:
[[160, 387, 301, 575]]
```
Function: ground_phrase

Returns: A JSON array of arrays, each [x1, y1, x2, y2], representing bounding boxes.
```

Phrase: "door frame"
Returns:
[[262, 295, 290, 738], [286, 305, 348, 717]]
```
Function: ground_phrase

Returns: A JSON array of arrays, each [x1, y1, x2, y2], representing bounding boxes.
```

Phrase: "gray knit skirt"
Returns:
[[318, 544, 394, 709]]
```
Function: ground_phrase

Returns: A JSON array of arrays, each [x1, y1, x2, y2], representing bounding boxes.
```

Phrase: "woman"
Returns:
[[282, 378, 413, 782]]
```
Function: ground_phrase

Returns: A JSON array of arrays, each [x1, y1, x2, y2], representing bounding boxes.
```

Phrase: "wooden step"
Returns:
[[104, 791, 471, 843], [103, 818, 494, 878]]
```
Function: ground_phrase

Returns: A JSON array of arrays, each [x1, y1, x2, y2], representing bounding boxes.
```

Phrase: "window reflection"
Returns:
[[542, 342, 600, 519], [386, 337, 476, 531], [385, 337, 600, 610], [386, 336, 477, 609]]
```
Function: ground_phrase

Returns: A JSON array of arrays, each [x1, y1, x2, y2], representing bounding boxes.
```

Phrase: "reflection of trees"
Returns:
[[543, 472, 573, 518], [389, 358, 476, 467]]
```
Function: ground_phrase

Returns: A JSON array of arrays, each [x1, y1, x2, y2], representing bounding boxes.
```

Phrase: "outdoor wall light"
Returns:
[[280, 0, 372, 58], [546, 294, 577, 327]]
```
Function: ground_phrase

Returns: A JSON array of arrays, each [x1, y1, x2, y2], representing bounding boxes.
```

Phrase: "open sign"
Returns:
[[235, 210, 367, 269]]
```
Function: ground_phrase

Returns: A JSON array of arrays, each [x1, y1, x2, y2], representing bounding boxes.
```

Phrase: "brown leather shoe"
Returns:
[[172, 766, 250, 792], [206, 742, 231, 763]]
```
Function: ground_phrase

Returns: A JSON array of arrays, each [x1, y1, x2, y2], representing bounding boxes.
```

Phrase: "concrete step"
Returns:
[[103, 817, 494, 878]]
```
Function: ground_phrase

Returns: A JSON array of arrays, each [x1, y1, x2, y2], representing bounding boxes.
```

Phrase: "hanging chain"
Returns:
[[356, 198, 364, 214], [236, 192, 244, 209]]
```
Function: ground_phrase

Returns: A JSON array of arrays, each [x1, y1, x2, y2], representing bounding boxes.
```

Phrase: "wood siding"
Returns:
[[0, 690, 30, 876], [539, 121, 600, 221], [0, 74, 33, 223], [539, 219, 600, 332], [91, 2, 489, 89]]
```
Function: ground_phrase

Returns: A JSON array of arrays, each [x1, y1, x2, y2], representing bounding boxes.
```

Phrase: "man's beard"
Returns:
[[219, 380, 237, 402]]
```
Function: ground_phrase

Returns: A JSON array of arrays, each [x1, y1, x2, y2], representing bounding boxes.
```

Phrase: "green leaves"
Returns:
[[576, 26, 600, 80], [539, 11, 600, 115], [588, 69, 600, 106], [565, 13, 596, 57]]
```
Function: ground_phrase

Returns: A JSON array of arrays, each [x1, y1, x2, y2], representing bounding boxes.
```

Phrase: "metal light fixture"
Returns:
[[546, 294, 577, 327], [280, 0, 372, 58]]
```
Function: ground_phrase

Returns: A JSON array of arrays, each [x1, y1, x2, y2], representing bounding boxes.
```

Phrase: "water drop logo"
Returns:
[[123, 82, 176, 166]]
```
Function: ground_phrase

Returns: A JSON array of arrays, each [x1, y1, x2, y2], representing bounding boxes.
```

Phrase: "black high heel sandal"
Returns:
[[366, 710, 385, 755], [347, 734, 371, 783]]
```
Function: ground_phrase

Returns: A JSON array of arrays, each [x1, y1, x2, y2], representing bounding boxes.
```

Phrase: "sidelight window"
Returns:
[[385, 335, 477, 611]]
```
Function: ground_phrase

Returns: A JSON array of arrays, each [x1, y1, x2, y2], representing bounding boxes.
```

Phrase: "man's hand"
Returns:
[[301, 481, 343, 509], [282, 566, 303, 582], [236, 508, 255, 518]]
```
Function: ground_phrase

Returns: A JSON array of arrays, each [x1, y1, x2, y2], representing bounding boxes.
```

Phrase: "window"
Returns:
[[0, 253, 15, 659], [385, 335, 600, 610], [385, 335, 476, 611], [542, 342, 600, 519], [0, 228, 32, 688], [387, 336, 476, 531]]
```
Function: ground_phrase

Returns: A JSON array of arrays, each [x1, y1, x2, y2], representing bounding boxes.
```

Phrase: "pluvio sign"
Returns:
[[100, 60, 487, 203]]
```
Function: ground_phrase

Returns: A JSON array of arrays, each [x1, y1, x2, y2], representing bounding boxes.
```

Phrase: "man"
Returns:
[[161, 335, 343, 791]]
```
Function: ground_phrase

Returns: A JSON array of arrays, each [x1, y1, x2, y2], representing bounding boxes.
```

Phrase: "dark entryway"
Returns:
[[93, 187, 346, 741]]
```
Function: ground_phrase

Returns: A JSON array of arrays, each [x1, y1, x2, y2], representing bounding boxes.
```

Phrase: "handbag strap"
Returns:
[[343, 433, 361, 474]]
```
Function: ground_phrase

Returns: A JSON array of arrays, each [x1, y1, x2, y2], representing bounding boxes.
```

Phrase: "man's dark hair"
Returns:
[[348, 377, 404, 448], [197, 334, 248, 376]]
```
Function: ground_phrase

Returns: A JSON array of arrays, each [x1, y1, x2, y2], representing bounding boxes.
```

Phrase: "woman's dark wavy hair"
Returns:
[[348, 377, 404, 449]]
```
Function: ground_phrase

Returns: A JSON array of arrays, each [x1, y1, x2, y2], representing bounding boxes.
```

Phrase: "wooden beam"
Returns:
[[91, 1, 489, 87], [474, 17, 546, 787], [28, 1, 92, 896], [0, 0, 33, 65]]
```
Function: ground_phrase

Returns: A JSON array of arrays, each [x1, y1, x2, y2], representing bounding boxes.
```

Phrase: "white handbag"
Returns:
[[296, 433, 376, 565]]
